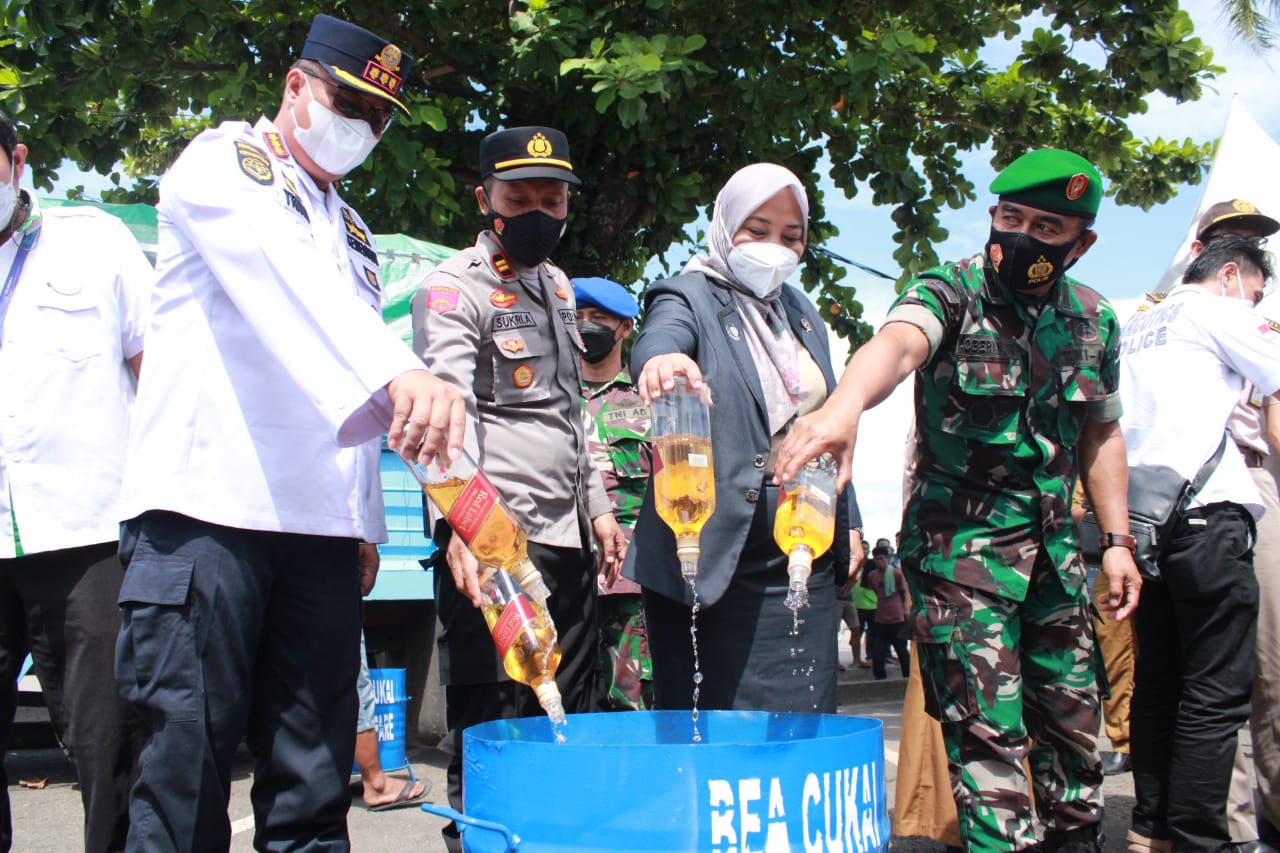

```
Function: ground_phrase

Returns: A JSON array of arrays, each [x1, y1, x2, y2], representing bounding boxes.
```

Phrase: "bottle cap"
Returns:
[[509, 558, 551, 605], [534, 681, 566, 726], [788, 548, 814, 588]]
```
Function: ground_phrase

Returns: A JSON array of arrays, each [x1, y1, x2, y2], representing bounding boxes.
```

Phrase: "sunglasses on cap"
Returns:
[[299, 68, 395, 135]]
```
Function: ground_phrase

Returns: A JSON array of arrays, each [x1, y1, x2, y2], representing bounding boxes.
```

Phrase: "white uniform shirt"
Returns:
[[1119, 285, 1280, 517], [120, 118, 422, 540], [0, 197, 152, 556]]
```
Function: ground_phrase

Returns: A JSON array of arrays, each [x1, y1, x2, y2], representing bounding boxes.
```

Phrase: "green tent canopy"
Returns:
[[40, 197, 457, 345]]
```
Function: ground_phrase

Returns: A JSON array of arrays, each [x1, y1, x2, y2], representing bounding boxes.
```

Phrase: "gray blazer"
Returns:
[[623, 272, 861, 607]]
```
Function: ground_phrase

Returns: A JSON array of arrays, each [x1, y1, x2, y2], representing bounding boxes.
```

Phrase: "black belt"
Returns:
[[1239, 446, 1266, 469]]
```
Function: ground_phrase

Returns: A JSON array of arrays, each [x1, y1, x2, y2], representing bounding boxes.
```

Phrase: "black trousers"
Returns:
[[868, 620, 909, 680], [1131, 503, 1258, 851], [436, 540, 596, 853], [115, 511, 361, 853], [0, 542, 145, 853]]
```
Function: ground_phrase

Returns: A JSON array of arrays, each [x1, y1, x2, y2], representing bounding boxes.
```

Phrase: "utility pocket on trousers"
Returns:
[[909, 600, 977, 723], [116, 555, 199, 722]]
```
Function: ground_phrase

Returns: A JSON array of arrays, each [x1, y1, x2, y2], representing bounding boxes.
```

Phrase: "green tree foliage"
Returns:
[[0, 0, 1218, 343]]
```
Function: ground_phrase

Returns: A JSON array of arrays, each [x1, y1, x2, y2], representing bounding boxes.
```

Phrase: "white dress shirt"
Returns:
[[120, 118, 421, 541], [0, 196, 152, 556], [1120, 285, 1280, 518]]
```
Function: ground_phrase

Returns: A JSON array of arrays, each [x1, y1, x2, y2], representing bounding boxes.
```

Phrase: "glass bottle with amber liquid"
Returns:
[[773, 453, 838, 611], [401, 451, 551, 606], [478, 565, 566, 726], [651, 376, 716, 584]]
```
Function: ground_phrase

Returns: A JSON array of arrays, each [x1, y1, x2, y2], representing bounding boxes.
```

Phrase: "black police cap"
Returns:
[[480, 126, 581, 185]]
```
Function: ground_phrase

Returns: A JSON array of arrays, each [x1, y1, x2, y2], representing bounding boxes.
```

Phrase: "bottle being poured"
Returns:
[[773, 453, 838, 614], [477, 565, 566, 727], [401, 450, 565, 728], [402, 449, 552, 606], [650, 375, 716, 585]]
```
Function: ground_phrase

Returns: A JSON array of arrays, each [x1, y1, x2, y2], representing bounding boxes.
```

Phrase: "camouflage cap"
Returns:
[[572, 277, 639, 319], [990, 148, 1103, 218], [1196, 199, 1280, 241]]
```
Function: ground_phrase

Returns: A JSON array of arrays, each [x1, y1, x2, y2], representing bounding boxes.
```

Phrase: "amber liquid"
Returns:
[[773, 485, 836, 558], [653, 434, 716, 539], [423, 477, 529, 572], [480, 591, 562, 689]]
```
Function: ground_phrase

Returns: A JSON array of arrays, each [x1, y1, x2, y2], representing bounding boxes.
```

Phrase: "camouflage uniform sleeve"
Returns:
[[1084, 299, 1124, 424], [883, 263, 969, 363]]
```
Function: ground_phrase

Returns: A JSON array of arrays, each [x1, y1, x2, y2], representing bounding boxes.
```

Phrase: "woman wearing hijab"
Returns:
[[622, 163, 863, 713]]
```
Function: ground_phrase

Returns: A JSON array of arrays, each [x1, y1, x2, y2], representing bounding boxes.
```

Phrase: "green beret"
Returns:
[[990, 148, 1103, 218]]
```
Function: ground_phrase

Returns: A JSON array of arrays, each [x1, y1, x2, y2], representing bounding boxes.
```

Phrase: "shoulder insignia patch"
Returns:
[[427, 286, 460, 314], [341, 208, 371, 246], [364, 267, 381, 292], [235, 141, 273, 186], [492, 253, 515, 280], [555, 282, 569, 300], [490, 289, 518, 309], [499, 337, 526, 354], [512, 364, 535, 388], [262, 132, 290, 160], [1144, 291, 1167, 304]]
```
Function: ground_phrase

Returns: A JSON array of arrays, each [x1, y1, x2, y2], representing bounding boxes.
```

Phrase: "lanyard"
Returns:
[[0, 216, 42, 344]]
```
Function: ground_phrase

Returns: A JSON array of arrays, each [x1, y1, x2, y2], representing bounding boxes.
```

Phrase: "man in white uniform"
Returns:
[[1121, 236, 1280, 852], [115, 16, 464, 851], [0, 114, 150, 853]]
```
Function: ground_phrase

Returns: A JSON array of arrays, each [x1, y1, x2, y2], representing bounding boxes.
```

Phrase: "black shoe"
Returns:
[[1041, 825, 1104, 853], [1100, 750, 1132, 775], [1233, 842, 1280, 853]]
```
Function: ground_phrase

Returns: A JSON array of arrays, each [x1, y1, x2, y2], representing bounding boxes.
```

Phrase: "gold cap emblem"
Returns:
[[527, 132, 553, 158], [1234, 199, 1258, 214], [377, 45, 402, 72]]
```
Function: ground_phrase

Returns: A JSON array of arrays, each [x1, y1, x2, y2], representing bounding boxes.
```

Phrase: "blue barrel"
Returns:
[[368, 668, 411, 774], [425, 710, 888, 853]]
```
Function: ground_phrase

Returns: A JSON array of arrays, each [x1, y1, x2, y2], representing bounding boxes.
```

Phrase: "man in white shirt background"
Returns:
[[1121, 236, 1280, 852], [0, 113, 151, 853]]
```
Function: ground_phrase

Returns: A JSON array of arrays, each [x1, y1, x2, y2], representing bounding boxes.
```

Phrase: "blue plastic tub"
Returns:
[[423, 709, 888, 852]]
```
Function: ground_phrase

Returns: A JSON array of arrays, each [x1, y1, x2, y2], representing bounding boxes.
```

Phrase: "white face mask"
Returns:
[[291, 79, 380, 177], [0, 178, 17, 232], [727, 240, 800, 299]]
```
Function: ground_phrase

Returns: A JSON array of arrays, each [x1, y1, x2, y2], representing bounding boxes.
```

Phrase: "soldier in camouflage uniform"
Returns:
[[777, 149, 1142, 853], [572, 276, 655, 711]]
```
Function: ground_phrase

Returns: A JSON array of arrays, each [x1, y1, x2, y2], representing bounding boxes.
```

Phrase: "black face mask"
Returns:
[[985, 227, 1079, 295], [577, 320, 618, 363], [487, 205, 566, 267]]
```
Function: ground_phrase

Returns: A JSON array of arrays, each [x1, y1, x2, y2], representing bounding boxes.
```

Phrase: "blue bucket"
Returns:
[[368, 667, 411, 774], [423, 710, 887, 853]]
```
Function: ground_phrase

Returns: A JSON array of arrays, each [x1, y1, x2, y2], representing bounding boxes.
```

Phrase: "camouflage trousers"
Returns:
[[905, 558, 1105, 852], [595, 593, 654, 711]]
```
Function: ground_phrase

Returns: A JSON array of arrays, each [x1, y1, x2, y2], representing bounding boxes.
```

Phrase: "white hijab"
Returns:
[[683, 163, 809, 434], [683, 162, 809, 290]]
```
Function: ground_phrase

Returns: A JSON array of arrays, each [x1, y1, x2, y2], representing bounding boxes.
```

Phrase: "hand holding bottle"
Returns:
[[446, 533, 484, 606], [636, 352, 703, 404]]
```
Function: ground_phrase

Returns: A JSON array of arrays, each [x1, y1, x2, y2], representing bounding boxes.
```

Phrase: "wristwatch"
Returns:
[[1099, 532, 1138, 552]]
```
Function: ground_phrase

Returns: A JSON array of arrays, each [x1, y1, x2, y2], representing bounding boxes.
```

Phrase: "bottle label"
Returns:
[[492, 592, 536, 657], [447, 470, 499, 543]]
